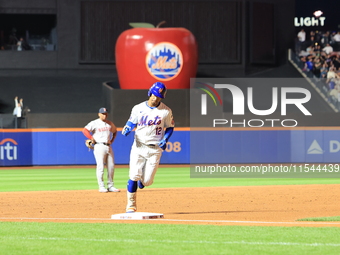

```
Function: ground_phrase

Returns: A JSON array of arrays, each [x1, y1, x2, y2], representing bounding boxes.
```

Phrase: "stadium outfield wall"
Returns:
[[0, 127, 339, 166]]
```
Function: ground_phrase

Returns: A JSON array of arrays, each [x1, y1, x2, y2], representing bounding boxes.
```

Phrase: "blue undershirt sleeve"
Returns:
[[163, 127, 174, 142], [125, 121, 136, 129]]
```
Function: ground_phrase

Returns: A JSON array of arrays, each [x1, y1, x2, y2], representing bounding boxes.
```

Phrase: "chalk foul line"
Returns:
[[1, 217, 340, 225], [0, 236, 339, 247]]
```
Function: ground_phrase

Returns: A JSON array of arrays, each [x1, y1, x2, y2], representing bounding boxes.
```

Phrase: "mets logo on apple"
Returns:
[[146, 42, 183, 81]]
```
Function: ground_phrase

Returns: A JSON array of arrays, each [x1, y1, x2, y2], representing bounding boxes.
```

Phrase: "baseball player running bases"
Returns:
[[83, 107, 120, 193], [122, 82, 175, 212]]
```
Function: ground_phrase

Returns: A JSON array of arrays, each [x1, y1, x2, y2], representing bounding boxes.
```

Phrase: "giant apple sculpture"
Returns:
[[115, 21, 198, 89]]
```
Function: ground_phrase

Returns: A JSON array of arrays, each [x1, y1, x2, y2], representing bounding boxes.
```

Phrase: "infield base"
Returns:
[[111, 212, 164, 220]]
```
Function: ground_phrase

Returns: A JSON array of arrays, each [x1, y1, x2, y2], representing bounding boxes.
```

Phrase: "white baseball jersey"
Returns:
[[84, 119, 114, 143], [129, 101, 174, 145]]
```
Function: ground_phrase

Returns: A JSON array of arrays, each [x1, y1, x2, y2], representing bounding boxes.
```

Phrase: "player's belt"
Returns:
[[97, 142, 110, 146], [135, 140, 157, 148]]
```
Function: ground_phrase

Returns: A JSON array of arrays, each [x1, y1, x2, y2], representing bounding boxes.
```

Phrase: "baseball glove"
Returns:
[[85, 139, 94, 150]]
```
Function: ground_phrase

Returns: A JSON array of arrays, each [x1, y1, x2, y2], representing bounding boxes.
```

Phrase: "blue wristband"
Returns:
[[125, 121, 136, 129]]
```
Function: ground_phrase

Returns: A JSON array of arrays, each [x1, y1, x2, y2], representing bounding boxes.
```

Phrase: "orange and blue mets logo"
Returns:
[[0, 138, 18, 160], [146, 42, 183, 81]]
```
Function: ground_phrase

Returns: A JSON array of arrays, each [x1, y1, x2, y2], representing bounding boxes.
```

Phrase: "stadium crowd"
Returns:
[[295, 29, 340, 108]]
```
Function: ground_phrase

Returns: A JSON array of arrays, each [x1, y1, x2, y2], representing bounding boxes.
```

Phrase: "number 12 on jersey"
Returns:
[[156, 127, 162, 135]]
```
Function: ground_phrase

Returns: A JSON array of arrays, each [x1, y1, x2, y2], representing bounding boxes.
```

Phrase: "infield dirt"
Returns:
[[1, 184, 340, 227]]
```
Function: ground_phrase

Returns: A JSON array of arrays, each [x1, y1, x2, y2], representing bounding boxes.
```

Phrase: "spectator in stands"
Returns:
[[315, 31, 323, 43], [321, 31, 331, 47], [333, 31, 340, 42], [296, 29, 306, 53], [314, 44, 321, 57], [302, 56, 314, 72], [322, 43, 333, 55], [309, 31, 315, 40], [306, 45, 315, 55], [299, 44, 314, 57], [17, 37, 31, 51], [17, 37, 23, 51], [328, 80, 340, 102], [297, 29, 306, 43], [313, 57, 322, 78], [320, 72, 328, 83], [325, 54, 333, 67], [308, 36, 317, 47], [329, 88, 339, 100], [333, 54, 340, 69], [320, 50, 327, 60], [329, 31, 337, 45], [13, 96, 24, 128], [13, 96, 23, 117], [326, 66, 339, 83], [336, 67, 340, 77], [328, 78, 336, 91], [320, 62, 329, 78], [299, 55, 307, 69]]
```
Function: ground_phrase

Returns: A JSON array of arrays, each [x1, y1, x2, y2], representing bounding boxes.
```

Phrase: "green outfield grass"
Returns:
[[0, 166, 340, 255], [0, 166, 340, 192], [0, 222, 339, 255]]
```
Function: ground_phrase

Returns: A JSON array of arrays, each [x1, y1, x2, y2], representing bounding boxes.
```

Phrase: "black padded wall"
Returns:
[[0, 0, 295, 70]]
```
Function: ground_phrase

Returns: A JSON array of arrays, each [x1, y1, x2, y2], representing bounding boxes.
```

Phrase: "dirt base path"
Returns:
[[1, 184, 340, 227]]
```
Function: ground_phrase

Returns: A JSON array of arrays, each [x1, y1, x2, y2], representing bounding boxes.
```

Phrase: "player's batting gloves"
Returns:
[[122, 125, 131, 136], [158, 139, 167, 150]]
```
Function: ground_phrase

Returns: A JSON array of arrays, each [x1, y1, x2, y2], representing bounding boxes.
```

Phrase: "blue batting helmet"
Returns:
[[147, 82, 167, 99]]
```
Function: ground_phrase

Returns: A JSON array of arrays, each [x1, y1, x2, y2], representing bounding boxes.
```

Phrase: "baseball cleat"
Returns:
[[99, 187, 108, 193], [126, 191, 137, 213], [108, 187, 120, 192], [126, 207, 136, 213], [138, 180, 145, 189]]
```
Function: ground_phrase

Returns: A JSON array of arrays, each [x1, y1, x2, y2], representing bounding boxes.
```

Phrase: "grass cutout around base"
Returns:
[[297, 216, 340, 222]]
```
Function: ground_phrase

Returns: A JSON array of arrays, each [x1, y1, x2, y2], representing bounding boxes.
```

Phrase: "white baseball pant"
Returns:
[[129, 140, 163, 186], [93, 144, 115, 188]]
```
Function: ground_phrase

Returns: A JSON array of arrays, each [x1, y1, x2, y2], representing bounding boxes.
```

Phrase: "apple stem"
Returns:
[[156, 21, 166, 28]]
